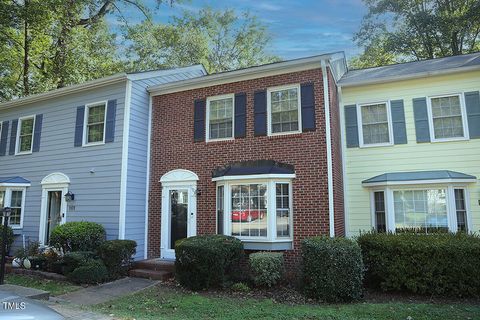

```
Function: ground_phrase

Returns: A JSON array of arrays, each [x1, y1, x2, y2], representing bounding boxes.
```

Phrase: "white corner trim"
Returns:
[[212, 173, 296, 182], [119, 80, 132, 240], [338, 87, 350, 237], [144, 94, 153, 259], [322, 60, 335, 238]]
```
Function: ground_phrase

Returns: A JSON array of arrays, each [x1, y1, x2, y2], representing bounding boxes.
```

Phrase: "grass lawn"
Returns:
[[5, 274, 82, 296], [93, 285, 480, 320]]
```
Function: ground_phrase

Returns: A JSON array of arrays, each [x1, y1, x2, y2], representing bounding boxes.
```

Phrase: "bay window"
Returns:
[[0, 187, 26, 229], [216, 178, 293, 250]]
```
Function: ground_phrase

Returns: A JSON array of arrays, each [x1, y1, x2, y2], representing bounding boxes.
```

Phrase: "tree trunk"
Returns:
[[23, 0, 30, 96]]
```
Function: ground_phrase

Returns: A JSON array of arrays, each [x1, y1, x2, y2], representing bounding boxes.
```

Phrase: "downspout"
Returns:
[[321, 60, 335, 237]]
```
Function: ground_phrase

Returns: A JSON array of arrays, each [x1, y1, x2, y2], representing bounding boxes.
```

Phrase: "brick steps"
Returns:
[[129, 259, 174, 281]]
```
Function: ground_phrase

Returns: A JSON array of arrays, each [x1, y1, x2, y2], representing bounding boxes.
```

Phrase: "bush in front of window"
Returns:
[[97, 240, 137, 280], [249, 252, 284, 287], [50, 221, 106, 253], [358, 232, 480, 297], [0, 225, 14, 255], [302, 237, 364, 302], [175, 235, 244, 290]]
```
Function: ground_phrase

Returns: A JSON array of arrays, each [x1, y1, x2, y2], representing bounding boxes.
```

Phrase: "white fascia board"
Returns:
[[212, 174, 296, 182], [339, 65, 480, 88], [362, 178, 478, 187], [0, 183, 31, 187], [0, 74, 128, 110], [148, 54, 339, 96]]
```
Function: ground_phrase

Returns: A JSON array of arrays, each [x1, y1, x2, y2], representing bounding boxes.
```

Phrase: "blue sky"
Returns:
[[112, 0, 367, 59]]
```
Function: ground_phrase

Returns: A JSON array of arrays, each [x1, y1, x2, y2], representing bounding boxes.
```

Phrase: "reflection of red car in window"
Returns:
[[232, 210, 265, 222]]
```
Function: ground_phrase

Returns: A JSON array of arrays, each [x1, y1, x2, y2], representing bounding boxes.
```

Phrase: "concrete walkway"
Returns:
[[45, 302, 118, 320], [56, 277, 158, 306]]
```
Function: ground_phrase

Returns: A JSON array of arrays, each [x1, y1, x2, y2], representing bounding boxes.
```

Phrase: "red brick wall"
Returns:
[[148, 68, 344, 268], [328, 68, 345, 236]]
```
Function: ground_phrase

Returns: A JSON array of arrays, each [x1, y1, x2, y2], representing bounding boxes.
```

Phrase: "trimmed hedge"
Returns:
[[63, 251, 97, 275], [249, 252, 284, 287], [358, 232, 480, 297], [0, 225, 14, 254], [50, 221, 106, 252], [67, 259, 108, 284], [175, 235, 243, 290], [97, 240, 136, 280], [302, 237, 364, 302]]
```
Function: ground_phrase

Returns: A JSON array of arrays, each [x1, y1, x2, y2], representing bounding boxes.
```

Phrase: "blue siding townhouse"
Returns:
[[0, 65, 206, 259]]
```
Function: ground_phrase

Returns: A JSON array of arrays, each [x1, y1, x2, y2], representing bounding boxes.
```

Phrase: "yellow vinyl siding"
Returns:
[[342, 70, 480, 235]]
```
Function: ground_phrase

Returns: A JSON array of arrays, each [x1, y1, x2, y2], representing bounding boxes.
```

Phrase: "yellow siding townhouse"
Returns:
[[338, 53, 480, 236]]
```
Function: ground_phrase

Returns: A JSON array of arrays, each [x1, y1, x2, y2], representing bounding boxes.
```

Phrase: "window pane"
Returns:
[[393, 189, 448, 233], [87, 104, 106, 143], [361, 103, 389, 144], [20, 118, 34, 135], [276, 183, 290, 237], [231, 184, 267, 238], [87, 124, 104, 143], [431, 96, 464, 139], [19, 118, 34, 152], [19, 135, 33, 152], [9, 190, 22, 226], [454, 189, 468, 232], [209, 97, 233, 139], [374, 191, 386, 232], [270, 88, 299, 134], [88, 105, 106, 124], [217, 186, 224, 235]]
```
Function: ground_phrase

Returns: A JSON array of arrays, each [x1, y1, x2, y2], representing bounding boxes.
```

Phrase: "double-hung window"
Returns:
[[84, 102, 106, 145], [359, 102, 392, 146], [216, 178, 293, 250], [428, 94, 467, 141], [17, 116, 35, 154], [268, 85, 301, 135], [0, 188, 25, 229], [206, 94, 234, 141]]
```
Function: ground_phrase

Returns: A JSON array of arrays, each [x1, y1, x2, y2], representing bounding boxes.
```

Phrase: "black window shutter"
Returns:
[[234, 93, 246, 138], [32, 114, 43, 152], [301, 83, 316, 131], [390, 100, 407, 144], [344, 105, 359, 148], [9, 119, 18, 155], [413, 97, 430, 143], [0, 121, 9, 156], [194, 99, 206, 142], [105, 99, 117, 143], [254, 90, 267, 136], [74, 106, 85, 147], [465, 91, 480, 139]]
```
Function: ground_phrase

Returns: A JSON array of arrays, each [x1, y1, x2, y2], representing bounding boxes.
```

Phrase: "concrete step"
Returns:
[[128, 269, 173, 281], [132, 259, 175, 272]]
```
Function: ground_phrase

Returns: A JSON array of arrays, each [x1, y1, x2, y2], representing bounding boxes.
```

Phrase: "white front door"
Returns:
[[160, 186, 197, 260]]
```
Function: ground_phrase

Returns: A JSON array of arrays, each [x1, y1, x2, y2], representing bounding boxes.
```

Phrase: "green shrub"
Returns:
[[249, 252, 284, 287], [0, 225, 14, 255], [68, 259, 108, 284], [30, 255, 47, 270], [302, 237, 364, 302], [97, 240, 136, 280], [175, 235, 244, 290], [231, 282, 250, 292], [358, 232, 480, 297], [50, 221, 106, 252], [62, 251, 97, 275]]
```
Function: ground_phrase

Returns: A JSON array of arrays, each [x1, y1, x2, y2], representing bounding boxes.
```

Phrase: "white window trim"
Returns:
[[370, 183, 471, 233], [83, 101, 107, 147], [216, 178, 294, 243], [0, 187, 26, 229], [15, 115, 35, 155], [205, 93, 235, 142], [356, 101, 394, 148], [267, 84, 302, 136], [426, 93, 470, 143]]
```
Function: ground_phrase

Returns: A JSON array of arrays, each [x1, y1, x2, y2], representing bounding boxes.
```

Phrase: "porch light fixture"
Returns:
[[0, 207, 12, 285], [64, 191, 75, 202]]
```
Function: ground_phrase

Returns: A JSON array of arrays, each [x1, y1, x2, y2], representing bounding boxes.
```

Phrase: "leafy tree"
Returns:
[[124, 8, 280, 73], [351, 0, 480, 68]]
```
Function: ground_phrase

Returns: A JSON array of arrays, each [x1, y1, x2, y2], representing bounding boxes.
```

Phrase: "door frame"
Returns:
[[39, 173, 70, 245], [160, 169, 198, 260]]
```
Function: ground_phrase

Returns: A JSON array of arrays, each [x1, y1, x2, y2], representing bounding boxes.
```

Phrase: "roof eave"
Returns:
[[362, 178, 477, 187], [339, 64, 480, 88], [148, 54, 337, 96]]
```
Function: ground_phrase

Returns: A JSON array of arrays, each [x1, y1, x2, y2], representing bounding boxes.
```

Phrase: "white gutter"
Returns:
[[148, 53, 342, 95], [339, 64, 480, 88], [321, 60, 335, 238]]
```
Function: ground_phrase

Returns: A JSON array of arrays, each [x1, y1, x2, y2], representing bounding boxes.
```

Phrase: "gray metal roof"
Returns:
[[340, 52, 480, 87], [212, 160, 294, 178], [0, 176, 30, 184], [363, 170, 477, 185]]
